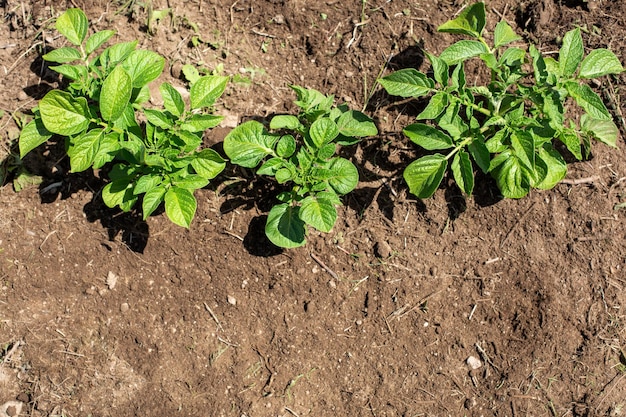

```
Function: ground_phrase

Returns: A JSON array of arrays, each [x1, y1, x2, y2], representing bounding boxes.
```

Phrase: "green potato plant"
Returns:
[[223, 86, 378, 248], [19, 8, 228, 228], [379, 2, 624, 199]]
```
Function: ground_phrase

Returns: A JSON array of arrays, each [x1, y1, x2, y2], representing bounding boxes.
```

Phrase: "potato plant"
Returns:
[[223, 86, 377, 248], [19, 8, 228, 228], [379, 2, 624, 199]]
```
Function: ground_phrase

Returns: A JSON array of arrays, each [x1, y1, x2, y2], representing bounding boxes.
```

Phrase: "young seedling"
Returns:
[[223, 86, 378, 248], [19, 8, 228, 228], [379, 2, 624, 199]]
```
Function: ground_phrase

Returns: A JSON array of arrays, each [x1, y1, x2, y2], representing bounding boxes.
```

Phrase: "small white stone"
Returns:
[[106, 271, 118, 290], [466, 355, 482, 370], [227, 295, 237, 306]]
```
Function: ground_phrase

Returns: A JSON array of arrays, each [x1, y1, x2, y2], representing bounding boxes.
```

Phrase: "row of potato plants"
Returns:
[[19, 5, 624, 248]]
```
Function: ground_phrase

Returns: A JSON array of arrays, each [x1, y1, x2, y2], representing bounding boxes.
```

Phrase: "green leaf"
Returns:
[[223, 120, 278, 168], [191, 149, 226, 179], [404, 123, 454, 150], [142, 185, 167, 219], [558, 130, 582, 160], [257, 158, 284, 176], [270, 115, 303, 131], [534, 145, 567, 190], [579, 49, 625, 79], [559, 28, 584, 77], [489, 152, 530, 198], [327, 157, 359, 195], [39, 90, 90, 136], [174, 175, 210, 190], [581, 114, 618, 147], [146, 108, 176, 130], [93, 133, 121, 169], [42, 47, 82, 63], [56, 8, 88, 46], [133, 173, 162, 195], [417, 91, 448, 120], [467, 137, 490, 173], [426, 52, 449, 86], [19, 118, 52, 158], [49, 64, 88, 81], [190, 75, 229, 109], [275, 167, 293, 183], [499, 47, 526, 67], [437, 2, 486, 38], [494, 20, 521, 48], [102, 41, 138, 66], [164, 187, 197, 228], [85, 30, 116, 55], [310, 118, 339, 147], [121, 50, 166, 88], [510, 130, 535, 170], [179, 114, 224, 132], [299, 195, 337, 233], [68, 129, 102, 172], [276, 135, 296, 158], [265, 203, 306, 248], [378, 69, 434, 98], [565, 82, 611, 120], [160, 83, 185, 117], [451, 150, 474, 195], [403, 154, 447, 199], [102, 179, 137, 211], [100, 65, 132, 122], [436, 102, 467, 139], [439, 40, 489, 66], [529, 45, 548, 84], [335, 110, 378, 137]]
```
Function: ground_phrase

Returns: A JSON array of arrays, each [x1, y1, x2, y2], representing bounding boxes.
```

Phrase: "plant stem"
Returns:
[[444, 136, 473, 161]]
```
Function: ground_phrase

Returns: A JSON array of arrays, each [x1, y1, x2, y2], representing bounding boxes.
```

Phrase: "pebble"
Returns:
[[466, 355, 482, 370], [106, 271, 118, 290], [227, 295, 237, 306], [120, 303, 129, 313], [0, 401, 23, 417]]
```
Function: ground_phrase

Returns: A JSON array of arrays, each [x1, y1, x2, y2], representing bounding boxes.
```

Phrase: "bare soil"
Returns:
[[1, 0, 626, 416]]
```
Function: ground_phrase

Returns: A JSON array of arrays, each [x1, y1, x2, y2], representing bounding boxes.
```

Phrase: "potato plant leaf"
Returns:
[[190, 75, 229, 109], [299, 195, 337, 233], [142, 185, 167, 219], [121, 50, 166, 88], [100, 65, 132, 122], [19, 118, 52, 158], [403, 154, 447, 199], [437, 2, 486, 38], [493, 20, 521, 48], [451, 150, 474, 195], [164, 187, 197, 228], [439, 40, 489, 66], [266, 204, 306, 248], [39, 90, 90, 136], [559, 28, 584, 77], [579, 49, 625, 79], [223, 120, 277, 168], [68, 129, 103, 172], [378, 69, 434, 98], [404, 123, 454, 150], [55, 8, 88, 46]]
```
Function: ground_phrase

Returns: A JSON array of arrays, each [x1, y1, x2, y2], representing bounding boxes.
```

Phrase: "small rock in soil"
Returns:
[[106, 271, 118, 290], [227, 295, 237, 306], [120, 303, 129, 313], [0, 401, 23, 417], [466, 355, 482, 370], [374, 240, 392, 258]]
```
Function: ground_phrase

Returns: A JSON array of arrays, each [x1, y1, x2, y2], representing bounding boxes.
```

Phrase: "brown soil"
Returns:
[[1, 0, 626, 416]]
